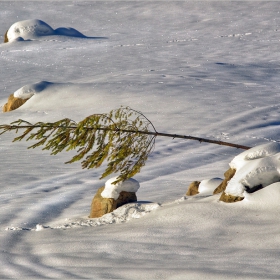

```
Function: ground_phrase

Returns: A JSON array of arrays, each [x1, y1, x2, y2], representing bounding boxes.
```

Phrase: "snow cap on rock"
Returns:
[[198, 178, 223, 195], [14, 81, 52, 99], [7, 19, 54, 41], [230, 142, 280, 171], [225, 142, 280, 197], [101, 177, 140, 199]]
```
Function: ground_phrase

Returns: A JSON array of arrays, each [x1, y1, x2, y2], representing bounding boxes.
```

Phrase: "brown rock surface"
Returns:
[[89, 186, 137, 218], [213, 168, 236, 194], [3, 94, 29, 112], [186, 181, 200, 196], [116, 190, 137, 208], [219, 191, 244, 203], [4, 30, 8, 43]]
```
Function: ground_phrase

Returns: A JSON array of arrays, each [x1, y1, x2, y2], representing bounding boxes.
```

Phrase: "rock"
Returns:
[[89, 187, 115, 218], [219, 191, 244, 203], [186, 181, 200, 196], [3, 93, 29, 112], [6, 19, 54, 41], [213, 168, 236, 194], [89, 186, 137, 218], [4, 30, 8, 43], [116, 190, 137, 208], [213, 168, 244, 202]]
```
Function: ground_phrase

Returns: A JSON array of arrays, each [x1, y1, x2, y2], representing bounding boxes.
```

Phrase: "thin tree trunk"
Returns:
[[4, 124, 251, 150]]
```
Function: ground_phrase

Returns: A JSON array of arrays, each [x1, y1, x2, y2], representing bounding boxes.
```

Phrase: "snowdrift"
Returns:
[[226, 142, 280, 197], [5, 19, 87, 42]]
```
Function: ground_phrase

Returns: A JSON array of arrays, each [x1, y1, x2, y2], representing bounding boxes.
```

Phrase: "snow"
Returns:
[[101, 177, 140, 199], [6, 19, 87, 42], [6, 202, 160, 231], [1, 1, 280, 279], [230, 142, 280, 170], [13, 81, 51, 99], [198, 178, 223, 195], [7, 19, 54, 41], [243, 182, 280, 207], [225, 143, 280, 197]]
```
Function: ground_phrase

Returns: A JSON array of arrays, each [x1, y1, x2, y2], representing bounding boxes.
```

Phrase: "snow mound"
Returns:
[[6, 19, 87, 42], [5, 202, 160, 231], [225, 142, 280, 197], [54, 27, 86, 38], [7, 19, 54, 41], [243, 182, 280, 207], [55, 202, 160, 229], [14, 81, 52, 99], [198, 178, 223, 195], [101, 177, 140, 199], [230, 142, 280, 170]]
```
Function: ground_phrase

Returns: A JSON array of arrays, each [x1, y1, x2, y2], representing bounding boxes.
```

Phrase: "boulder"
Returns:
[[219, 191, 244, 203], [186, 181, 200, 196], [4, 30, 8, 43], [213, 168, 236, 194], [116, 190, 137, 208], [212, 168, 244, 202], [3, 93, 29, 112], [6, 19, 54, 41], [89, 186, 137, 218]]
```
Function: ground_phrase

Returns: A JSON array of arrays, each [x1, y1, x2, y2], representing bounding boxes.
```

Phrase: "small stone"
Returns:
[[186, 181, 200, 196], [219, 191, 244, 203]]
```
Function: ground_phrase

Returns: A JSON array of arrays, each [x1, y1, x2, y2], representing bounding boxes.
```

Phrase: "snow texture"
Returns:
[[1, 2, 280, 279], [6, 202, 160, 231], [101, 177, 140, 199], [198, 178, 223, 195], [14, 81, 51, 99], [6, 19, 87, 42], [7, 19, 54, 41], [226, 143, 280, 197]]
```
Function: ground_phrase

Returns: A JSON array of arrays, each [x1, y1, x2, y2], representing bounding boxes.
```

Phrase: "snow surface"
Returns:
[[1, 1, 280, 279], [225, 143, 280, 196], [101, 177, 140, 199], [197, 178, 223, 195]]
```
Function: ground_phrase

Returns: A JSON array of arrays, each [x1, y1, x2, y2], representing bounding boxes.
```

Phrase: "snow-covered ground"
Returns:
[[1, 1, 280, 279]]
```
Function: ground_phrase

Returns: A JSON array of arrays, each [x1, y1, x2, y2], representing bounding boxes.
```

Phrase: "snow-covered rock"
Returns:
[[225, 142, 280, 197], [14, 81, 51, 99], [186, 178, 222, 196], [90, 177, 140, 218], [6, 19, 54, 41], [3, 81, 52, 112], [5, 19, 86, 42]]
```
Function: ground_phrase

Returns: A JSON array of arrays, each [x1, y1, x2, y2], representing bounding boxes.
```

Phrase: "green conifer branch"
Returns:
[[0, 106, 250, 184]]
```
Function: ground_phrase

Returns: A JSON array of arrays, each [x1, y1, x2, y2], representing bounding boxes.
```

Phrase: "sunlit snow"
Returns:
[[1, 2, 280, 279], [226, 142, 280, 197], [101, 177, 140, 199]]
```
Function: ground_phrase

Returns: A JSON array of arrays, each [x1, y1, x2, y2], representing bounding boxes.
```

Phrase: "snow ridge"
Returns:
[[5, 202, 160, 231]]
